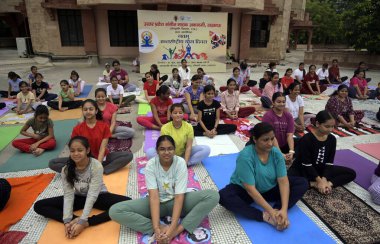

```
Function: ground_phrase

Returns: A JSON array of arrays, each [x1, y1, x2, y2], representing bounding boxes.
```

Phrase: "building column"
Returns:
[[81, 9, 98, 55], [239, 14, 251, 61], [307, 29, 313, 51]]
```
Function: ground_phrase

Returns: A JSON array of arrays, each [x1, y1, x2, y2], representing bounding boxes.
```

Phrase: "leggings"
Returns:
[[49, 151, 133, 175], [146, 145, 210, 166], [111, 95, 136, 106], [0, 178, 11, 211], [34, 193, 130, 226], [47, 100, 82, 110], [288, 165, 356, 187], [12, 138, 56, 153], [0, 91, 17, 98], [41, 93, 58, 101], [193, 124, 237, 136], [109, 189, 219, 235], [220, 107, 256, 119], [219, 176, 308, 221], [113, 125, 135, 140]]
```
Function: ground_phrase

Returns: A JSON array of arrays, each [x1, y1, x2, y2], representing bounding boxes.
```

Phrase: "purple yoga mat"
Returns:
[[334, 149, 377, 189], [0, 101, 14, 117], [143, 129, 160, 152]]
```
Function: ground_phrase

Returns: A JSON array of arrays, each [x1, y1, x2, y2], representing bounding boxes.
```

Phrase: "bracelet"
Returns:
[[289, 150, 295, 154]]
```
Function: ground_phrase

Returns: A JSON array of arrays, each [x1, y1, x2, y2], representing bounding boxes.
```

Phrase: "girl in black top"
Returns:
[[194, 85, 236, 138], [288, 110, 356, 194]]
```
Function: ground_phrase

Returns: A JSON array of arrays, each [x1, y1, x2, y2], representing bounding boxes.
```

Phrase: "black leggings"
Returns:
[[193, 124, 237, 136], [0, 91, 17, 98], [288, 165, 356, 187], [219, 176, 308, 221], [47, 100, 82, 110], [0, 178, 11, 211], [49, 152, 133, 175], [34, 193, 130, 226]]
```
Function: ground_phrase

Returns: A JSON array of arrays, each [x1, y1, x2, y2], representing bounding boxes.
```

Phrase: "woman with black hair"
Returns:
[[219, 122, 308, 230], [35, 136, 130, 239], [110, 135, 219, 243], [261, 72, 283, 109], [49, 99, 133, 174], [289, 110, 356, 194]]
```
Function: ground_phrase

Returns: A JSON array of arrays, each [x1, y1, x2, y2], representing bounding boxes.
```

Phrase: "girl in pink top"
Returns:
[[261, 72, 283, 108], [95, 88, 135, 139]]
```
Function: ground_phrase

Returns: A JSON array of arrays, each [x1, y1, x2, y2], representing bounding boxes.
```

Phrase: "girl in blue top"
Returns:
[[219, 122, 308, 231]]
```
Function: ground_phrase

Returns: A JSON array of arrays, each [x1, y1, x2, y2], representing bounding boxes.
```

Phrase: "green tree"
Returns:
[[306, 0, 344, 44], [342, 0, 380, 53]]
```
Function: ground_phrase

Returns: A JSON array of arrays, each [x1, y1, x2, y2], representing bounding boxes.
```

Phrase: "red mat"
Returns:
[[354, 143, 380, 160]]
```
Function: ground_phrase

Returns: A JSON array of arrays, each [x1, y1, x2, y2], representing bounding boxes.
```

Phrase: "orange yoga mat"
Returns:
[[354, 143, 380, 160], [0, 173, 55, 231], [38, 166, 130, 244], [49, 108, 82, 121]]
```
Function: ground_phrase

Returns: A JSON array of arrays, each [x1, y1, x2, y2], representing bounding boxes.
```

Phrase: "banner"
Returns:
[[138, 10, 227, 73]]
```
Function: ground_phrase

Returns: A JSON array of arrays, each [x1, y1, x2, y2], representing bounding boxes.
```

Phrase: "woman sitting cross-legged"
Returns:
[[146, 103, 210, 166], [109, 135, 219, 243], [325, 84, 364, 128], [34, 136, 130, 239], [193, 85, 237, 138], [288, 110, 356, 194], [219, 122, 308, 230]]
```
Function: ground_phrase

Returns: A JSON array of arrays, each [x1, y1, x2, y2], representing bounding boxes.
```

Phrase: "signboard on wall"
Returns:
[[137, 10, 227, 73]]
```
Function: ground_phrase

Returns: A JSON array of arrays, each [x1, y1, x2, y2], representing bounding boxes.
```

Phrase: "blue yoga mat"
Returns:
[[76, 85, 93, 98], [0, 119, 78, 172], [202, 153, 335, 244]]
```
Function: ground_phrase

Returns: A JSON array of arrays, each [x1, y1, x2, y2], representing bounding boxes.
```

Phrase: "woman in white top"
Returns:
[[316, 63, 331, 84], [293, 63, 306, 82], [285, 82, 305, 132], [178, 59, 191, 87]]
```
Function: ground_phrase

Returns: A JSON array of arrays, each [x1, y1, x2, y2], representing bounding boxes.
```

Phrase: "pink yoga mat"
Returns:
[[354, 143, 380, 160], [334, 149, 377, 189]]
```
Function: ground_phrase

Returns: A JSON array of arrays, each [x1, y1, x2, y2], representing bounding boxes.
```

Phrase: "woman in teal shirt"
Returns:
[[219, 122, 308, 231]]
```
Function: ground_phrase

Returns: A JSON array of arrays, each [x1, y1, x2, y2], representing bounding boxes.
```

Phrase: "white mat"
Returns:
[[195, 135, 240, 156]]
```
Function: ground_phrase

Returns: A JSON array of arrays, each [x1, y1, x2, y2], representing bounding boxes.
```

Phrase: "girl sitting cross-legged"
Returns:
[[109, 135, 219, 243], [34, 136, 130, 239]]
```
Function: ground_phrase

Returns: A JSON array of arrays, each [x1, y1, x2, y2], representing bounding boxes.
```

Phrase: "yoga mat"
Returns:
[[334, 149, 377, 189], [0, 112, 34, 125], [0, 173, 54, 231], [0, 119, 78, 173], [38, 166, 130, 244], [107, 121, 132, 153], [0, 101, 14, 117], [143, 129, 160, 152], [76, 85, 93, 98], [202, 153, 334, 244], [0, 230, 28, 243], [0, 125, 22, 151], [136, 157, 211, 243], [354, 143, 380, 160], [223, 118, 253, 142], [195, 135, 239, 156], [302, 187, 380, 243], [138, 103, 151, 115], [49, 108, 82, 121]]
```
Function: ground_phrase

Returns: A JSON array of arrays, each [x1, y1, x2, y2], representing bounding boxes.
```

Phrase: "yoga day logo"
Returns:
[[139, 29, 158, 53]]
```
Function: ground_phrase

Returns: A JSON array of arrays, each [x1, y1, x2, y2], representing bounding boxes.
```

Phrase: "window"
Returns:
[[108, 10, 138, 47], [250, 15, 270, 48], [227, 13, 232, 47], [57, 10, 84, 46]]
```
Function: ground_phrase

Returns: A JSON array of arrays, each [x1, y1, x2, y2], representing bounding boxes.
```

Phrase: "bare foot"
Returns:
[[33, 148, 45, 156], [263, 211, 278, 228]]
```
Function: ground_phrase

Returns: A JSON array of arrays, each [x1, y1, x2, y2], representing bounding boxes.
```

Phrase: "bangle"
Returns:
[[289, 150, 295, 154]]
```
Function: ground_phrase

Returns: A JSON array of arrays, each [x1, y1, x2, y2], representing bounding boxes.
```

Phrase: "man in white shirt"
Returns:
[[316, 63, 330, 84]]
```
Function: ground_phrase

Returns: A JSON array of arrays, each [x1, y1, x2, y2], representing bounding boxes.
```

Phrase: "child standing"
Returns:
[[32, 73, 57, 102], [69, 70, 86, 97], [194, 85, 237, 137], [47, 80, 82, 111], [107, 76, 136, 107], [137, 85, 174, 130], [0, 71, 22, 98], [13, 81, 38, 114], [35, 136, 130, 239], [12, 105, 56, 156]]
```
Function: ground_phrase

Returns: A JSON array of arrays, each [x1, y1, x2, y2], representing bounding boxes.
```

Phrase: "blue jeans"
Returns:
[[146, 145, 210, 166]]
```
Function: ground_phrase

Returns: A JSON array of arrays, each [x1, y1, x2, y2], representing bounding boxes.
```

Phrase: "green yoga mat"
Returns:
[[0, 119, 78, 173], [0, 126, 22, 151], [137, 103, 151, 115]]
